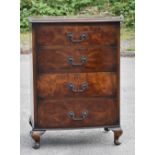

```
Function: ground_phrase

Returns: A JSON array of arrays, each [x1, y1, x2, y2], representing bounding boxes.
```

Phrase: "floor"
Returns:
[[20, 55, 135, 155]]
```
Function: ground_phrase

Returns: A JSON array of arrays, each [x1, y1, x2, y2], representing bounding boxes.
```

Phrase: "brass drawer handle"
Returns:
[[68, 111, 88, 121], [67, 82, 88, 93], [67, 56, 87, 66], [67, 32, 88, 43]]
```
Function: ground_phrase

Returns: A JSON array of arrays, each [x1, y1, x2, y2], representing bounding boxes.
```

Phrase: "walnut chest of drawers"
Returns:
[[28, 16, 123, 149]]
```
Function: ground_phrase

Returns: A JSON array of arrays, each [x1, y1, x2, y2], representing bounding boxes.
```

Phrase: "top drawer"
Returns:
[[35, 23, 119, 47]]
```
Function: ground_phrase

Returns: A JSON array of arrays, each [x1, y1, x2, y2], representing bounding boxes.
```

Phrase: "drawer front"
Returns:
[[37, 98, 119, 128], [37, 47, 117, 73], [36, 23, 119, 47], [37, 72, 117, 99]]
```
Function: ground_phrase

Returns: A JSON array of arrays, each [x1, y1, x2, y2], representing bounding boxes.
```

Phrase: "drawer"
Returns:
[[37, 72, 117, 99], [36, 46, 117, 73], [37, 98, 119, 128], [35, 23, 119, 47]]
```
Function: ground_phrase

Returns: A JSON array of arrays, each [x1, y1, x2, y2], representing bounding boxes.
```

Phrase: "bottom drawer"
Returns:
[[37, 98, 119, 128]]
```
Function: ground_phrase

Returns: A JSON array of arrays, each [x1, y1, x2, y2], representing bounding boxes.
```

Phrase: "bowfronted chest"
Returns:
[[28, 16, 123, 149]]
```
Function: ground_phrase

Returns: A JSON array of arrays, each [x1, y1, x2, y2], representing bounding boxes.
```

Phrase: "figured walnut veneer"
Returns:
[[28, 16, 123, 148]]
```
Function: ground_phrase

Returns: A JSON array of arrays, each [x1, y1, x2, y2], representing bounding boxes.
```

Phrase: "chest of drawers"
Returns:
[[28, 16, 123, 149]]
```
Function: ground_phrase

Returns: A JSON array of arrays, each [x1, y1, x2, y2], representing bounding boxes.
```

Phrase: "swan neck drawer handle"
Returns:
[[67, 32, 88, 43], [68, 111, 88, 121], [67, 56, 87, 66], [67, 82, 88, 93]]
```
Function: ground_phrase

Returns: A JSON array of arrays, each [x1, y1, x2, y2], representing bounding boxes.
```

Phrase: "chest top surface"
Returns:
[[28, 16, 123, 23]]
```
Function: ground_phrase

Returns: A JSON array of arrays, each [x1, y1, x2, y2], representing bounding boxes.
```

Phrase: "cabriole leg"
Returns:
[[112, 128, 123, 145], [30, 130, 46, 149]]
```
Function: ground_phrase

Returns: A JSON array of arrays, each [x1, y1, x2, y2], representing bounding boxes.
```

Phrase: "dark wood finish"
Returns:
[[36, 47, 117, 73], [37, 98, 119, 128], [37, 72, 117, 99], [28, 16, 123, 148], [36, 23, 119, 47], [32, 25, 38, 127]]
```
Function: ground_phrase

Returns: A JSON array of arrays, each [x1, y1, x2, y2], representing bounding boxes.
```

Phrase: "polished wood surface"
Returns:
[[32, 21, 120, 128], [29, 16, 123, 148], [35, 23, 119, 46], [37, 98, 119, 128], [37, 72, 117, 99], [37, 46, 117, 73]]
